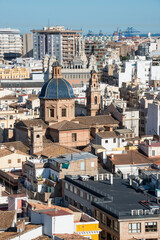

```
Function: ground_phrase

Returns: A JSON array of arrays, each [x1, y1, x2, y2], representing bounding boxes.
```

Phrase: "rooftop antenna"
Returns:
[[48, 19, 50, 29]]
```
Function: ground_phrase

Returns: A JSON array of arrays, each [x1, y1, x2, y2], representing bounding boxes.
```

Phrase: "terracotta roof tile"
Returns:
[[0, 224, 41, 240], [2, 141, 29, 154], [110, 150, 156, 165], [0, 211, 16, 230], [54, 234, 87, 240], [49, 120, 89, 131], [0, 95, 18, 100], [42, 209, 72, 217], [74, 115, 119, 126], [97, 131, 119, 139], [16, 118, 48, 129], [35, 143, 80, 158]]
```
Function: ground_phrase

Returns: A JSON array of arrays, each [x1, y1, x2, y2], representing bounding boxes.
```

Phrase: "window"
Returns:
[[8, 159, 11, 164], [107, 217, 112, 228], [145, 222, 157, 232], [105, 140, 108, 143], [95, 210, 100, 220], [113, 220, 118, 232], [62, 108, 66, 117], [74, 187, 77, 194], [101, 214, 105, 224], [152, 150, 155, 157], [36, 134, 40, 138], [95, 96, 97, 104], [17, 159, 21, 163], [65, 183, 68, 189], [91, 162, 95, 167], [72, 133, 77, 142], [70, 185, 73, 192], [113, 138, 116, 143], [129, 223, 141, 233], [50, 109, 54, 117], [80, 191, 83, 198], [80, 162, 85, 170]]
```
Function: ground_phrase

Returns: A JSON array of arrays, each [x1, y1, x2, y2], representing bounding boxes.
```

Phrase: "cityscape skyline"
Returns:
[[0, 0, 160, 34]]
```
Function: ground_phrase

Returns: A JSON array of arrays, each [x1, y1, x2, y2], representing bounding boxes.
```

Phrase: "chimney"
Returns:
[[47, 198, 52, 207], [109, 174, 113, 185], [110, 154, 114, 160], [129, 178, 132, 186]]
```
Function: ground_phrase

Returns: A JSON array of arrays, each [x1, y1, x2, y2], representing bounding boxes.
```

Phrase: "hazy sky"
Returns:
[[0, 0, 160, 34]]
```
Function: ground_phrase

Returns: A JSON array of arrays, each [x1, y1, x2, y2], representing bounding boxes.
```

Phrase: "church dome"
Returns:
[[39, 78, 75, 100]]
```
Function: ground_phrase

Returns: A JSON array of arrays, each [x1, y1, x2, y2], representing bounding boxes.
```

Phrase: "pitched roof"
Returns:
[[54, 234, 88, 240], [49, 120, 89, 131], [96, 131, 120, 139], [75, 115, 119, 126], [0, 224, 41, 240], [110, 150, 156, 166], [28, 200, 73, 213], [2, 141, 29, 154], [33, 236, 52, 240], [0, 95, 18, 100], [0, 211, 16, 230], [16, 118, 47, 129], [35, 143, 80, 158], [42, 209, 72, 217]]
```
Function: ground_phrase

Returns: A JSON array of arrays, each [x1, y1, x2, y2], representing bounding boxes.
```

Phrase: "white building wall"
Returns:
[[151, 65, 160, 81], [11, 226, 42, 240], [52, 214, 74, 235], [124, 110, 139, 136]]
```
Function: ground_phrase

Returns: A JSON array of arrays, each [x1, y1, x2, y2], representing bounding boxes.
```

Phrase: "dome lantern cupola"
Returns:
[[52, 61, 62, 78]]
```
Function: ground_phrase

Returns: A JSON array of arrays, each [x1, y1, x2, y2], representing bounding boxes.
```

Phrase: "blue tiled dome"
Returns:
[[39, 78, 75, 100]]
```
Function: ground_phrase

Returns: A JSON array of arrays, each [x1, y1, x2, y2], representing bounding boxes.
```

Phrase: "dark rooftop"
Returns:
[[64, 176, 159, 219]]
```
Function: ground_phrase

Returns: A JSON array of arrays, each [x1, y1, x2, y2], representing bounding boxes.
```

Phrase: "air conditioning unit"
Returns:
[[99, 174, 103, 181], [80, 175, 89, 181], [94, 175, 98, 181], [138, 209, 143, 215], [144, 210, 150, 215], [131, 209, 138, 216]]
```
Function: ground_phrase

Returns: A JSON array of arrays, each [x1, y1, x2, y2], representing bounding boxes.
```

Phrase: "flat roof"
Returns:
[[64, 176, 159, 219], [49, 152, 96, 164]]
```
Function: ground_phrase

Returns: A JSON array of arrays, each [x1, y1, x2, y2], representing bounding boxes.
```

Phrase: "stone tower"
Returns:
[[30, 125, 43, 155], [86, 70, 101, 116]]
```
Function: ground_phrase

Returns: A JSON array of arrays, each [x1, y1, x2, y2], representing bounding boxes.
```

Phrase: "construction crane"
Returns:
[[121, 27, 140, 37]]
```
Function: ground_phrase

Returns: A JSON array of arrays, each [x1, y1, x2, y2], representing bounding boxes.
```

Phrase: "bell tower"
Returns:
[[86, 70, 101, 116], [30, 125, 43, 155]]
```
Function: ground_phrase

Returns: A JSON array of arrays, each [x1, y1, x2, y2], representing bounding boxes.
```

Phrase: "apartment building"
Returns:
[[22, 33, 33, 58], [0, 28, 22, 59], [146, 101, 160, 135], [0, 67, 30, 79], [32, 26, 83, 64], [62, 175, 160, 240], [105, 103, 139, 136]]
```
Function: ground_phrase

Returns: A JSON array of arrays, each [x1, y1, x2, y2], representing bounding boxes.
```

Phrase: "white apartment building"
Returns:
[[116, 56, 152, 87], [146, 101, 160, 136], [0, 28, 22, 59], [95, 131, 128, 163]]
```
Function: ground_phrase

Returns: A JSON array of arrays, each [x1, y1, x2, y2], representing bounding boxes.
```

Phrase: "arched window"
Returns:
[[95, 96, 97, 105]]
